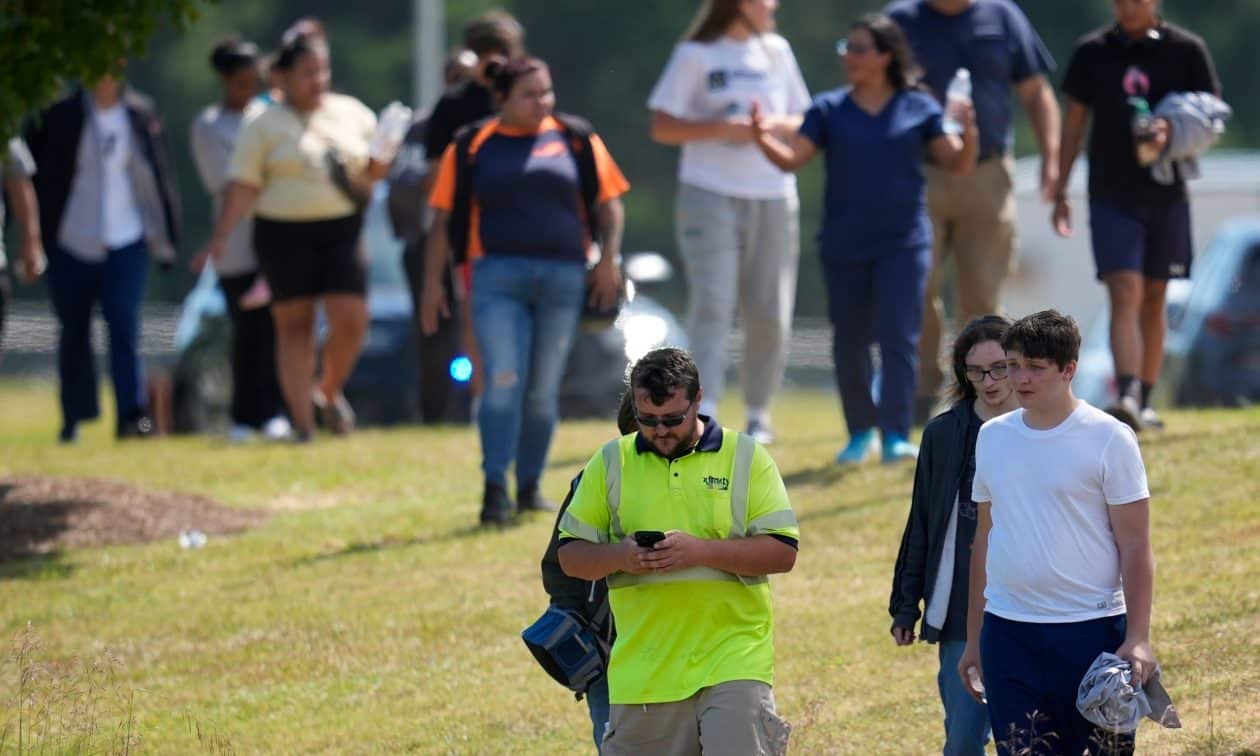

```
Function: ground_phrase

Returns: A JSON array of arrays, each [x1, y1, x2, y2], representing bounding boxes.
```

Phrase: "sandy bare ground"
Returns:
[[0, 475, 266, 560]]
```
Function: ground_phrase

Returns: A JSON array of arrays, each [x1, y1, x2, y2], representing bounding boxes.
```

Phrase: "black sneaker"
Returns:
[[58, 423, 78, 445], [1104, 395, 1143, 434], [117, 413, 156, 440], [516, 485, 557, 513], [481, 483, 517, 526]]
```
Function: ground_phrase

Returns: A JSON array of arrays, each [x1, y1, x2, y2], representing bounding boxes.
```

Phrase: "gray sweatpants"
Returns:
[[676, 183, 800, 419]]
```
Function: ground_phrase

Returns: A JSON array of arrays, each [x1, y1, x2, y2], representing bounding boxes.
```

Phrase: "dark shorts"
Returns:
[[253, 214, 366, 301], [1089, 199, 1192, 281]]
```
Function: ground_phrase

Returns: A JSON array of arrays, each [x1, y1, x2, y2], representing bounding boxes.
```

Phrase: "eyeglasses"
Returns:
[[836, 39, 876, 56], [636, 400, 694, 428], [965, 365, 1010, 383]]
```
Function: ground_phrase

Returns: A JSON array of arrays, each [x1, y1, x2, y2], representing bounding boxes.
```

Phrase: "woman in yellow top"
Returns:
[[196, 30, 388, 441], [420, 56, 628, 526]]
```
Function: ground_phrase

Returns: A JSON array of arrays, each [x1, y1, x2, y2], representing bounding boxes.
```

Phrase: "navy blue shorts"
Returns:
[[980, 613, 1134, 755], [1089, 200, 1192, 281]]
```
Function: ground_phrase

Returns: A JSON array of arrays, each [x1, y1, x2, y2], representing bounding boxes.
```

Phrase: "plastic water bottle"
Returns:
[[369, 101, 414, 162], [1129, 96, 1160, 166], [942, 68, 972, 135]]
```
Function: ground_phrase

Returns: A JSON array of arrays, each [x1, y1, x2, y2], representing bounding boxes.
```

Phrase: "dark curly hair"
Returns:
[[630, 348, 700, 406]]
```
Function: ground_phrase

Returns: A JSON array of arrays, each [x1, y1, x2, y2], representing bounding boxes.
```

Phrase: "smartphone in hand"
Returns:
[[633, 530, 666, 548]]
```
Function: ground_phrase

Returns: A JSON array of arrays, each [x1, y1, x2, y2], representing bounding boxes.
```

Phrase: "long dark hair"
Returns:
[[947, 315, 1012, 405], [851, 13, 923, 91], [483, 56, 548, 99], [685, 0, 749, 42]]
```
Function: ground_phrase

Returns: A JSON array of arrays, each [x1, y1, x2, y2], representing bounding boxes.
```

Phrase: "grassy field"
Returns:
[[1, 378, 1257, 754]]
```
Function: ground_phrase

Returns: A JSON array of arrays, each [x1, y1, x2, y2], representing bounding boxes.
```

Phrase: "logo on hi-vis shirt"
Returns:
[[702, 475, 730, 491]]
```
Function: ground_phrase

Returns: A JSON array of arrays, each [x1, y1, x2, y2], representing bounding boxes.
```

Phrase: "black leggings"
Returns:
[[219, 272, 285, 428]]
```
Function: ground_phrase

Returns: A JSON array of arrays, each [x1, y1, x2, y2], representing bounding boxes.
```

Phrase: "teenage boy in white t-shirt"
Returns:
[[958, 309, 1156, 755]]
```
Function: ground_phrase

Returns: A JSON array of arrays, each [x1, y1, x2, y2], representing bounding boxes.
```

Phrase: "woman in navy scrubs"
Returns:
[[753, 13, 977, 464]]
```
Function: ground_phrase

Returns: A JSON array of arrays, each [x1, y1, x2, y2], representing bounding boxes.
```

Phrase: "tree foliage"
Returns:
[[0, 0, 207, 143]]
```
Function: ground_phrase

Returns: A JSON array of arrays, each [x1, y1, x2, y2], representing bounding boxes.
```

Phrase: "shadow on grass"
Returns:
[[0, 551, 77, 581], [288, 518, 530, 568], [781, 463, 856, 489], [0, 483, 86, 578], [546, 454, 590, 471], [782, 459, 915, 489], [1137, 422, 1260, 450], [797, 496, 900, 523]]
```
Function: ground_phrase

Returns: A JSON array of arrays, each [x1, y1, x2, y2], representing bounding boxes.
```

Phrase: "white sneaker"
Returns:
[[746, 420, 776, 445], [1139, 407, 1165, 431], [228, 424, 255, 444], [262, 415, 294, 442]]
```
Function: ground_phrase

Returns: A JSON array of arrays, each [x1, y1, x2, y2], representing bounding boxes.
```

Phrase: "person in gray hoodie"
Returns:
[[889, 315, 1018, 756]]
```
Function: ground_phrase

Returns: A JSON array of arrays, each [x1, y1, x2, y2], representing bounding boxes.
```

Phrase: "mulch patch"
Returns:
[[0, 475, 266, 561]]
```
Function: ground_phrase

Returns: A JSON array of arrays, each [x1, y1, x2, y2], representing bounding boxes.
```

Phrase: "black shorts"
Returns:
[[253, 214, 366, 301], [1089, 199, 1192, 281]]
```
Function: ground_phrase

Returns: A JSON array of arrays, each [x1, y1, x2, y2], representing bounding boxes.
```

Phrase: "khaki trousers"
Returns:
[[918, 156, 1017, 396], [601, 680, 790, 756]]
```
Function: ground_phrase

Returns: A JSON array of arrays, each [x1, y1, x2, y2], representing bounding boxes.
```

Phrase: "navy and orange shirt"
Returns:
[[429, 115, 629, 263]]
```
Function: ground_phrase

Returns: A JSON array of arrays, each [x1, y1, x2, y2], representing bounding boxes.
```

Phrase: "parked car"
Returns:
[[1073, 218, 1260, 409], [170, 185, 686, 433]]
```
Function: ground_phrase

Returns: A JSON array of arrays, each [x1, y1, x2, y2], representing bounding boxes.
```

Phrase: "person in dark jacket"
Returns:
[[24, 71, 182, 442], [888, 314, 1018, 756], [540, 389, 638, 752]]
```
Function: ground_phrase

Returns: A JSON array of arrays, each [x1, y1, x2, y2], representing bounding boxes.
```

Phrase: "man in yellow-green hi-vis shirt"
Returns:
[[558, 347, 799, 756]]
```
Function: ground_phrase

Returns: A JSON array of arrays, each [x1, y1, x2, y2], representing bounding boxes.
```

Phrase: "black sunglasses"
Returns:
[[636, 400, 695, 428]]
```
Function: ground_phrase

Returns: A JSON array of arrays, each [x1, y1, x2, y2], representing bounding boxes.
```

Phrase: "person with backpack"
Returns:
[[647, 0, 811, 445], [419, 56, 628, 527], [532, 390, 638, 750], [557, 348, 798, 755]]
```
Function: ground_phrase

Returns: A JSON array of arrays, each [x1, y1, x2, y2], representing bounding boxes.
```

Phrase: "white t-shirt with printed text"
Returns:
[[972, 401, 1150, 623], [647, 33, 810, 200], [92, 104, 145, 248]]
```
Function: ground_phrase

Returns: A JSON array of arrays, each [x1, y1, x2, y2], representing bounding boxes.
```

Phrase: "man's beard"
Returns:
[[651, 424, 700, 459]]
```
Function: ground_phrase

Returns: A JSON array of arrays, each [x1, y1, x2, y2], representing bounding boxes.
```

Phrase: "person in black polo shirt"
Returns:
[[1052, 0, 1220, 432]]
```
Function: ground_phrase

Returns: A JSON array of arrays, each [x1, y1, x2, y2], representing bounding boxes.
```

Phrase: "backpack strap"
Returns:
[[554, 112, 602, 249], [446, 116, 498, 265]]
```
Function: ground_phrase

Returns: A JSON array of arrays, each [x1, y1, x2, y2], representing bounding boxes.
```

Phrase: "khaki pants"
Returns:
[[918, 156, 1017, 397], [602, 680, 790, 756]]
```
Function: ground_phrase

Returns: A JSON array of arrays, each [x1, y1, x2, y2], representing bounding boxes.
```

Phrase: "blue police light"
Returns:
[[449, 356, 473, 383]]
